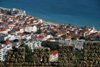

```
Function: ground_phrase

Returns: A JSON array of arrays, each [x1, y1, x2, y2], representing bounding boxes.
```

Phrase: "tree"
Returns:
[[75, 49, 83, 60], [25, 45, 33, 62], [69, 24, 71, 26], [13, 39, 19, 42], [61, 35, 66, 40], [84, 26, 87, 28], [79, 36, 88, 41], [1, 9, 4, 13], [20, 42, 33, 62], [12, 46, 18, 52], [22, 39, 27, 41], [0, 41, 6, 43], [50, 30, 57, 36], [36, 27, 42, 34], [41, 41, 59, 51], [71, 37, 77, 40], [20, 42, 25, 47]]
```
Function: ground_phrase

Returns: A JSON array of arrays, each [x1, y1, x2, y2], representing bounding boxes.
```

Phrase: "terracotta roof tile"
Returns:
[[4, 41, 12, 45]]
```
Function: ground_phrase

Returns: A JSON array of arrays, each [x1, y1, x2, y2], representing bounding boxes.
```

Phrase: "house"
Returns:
[[5, 34, 15, 41], [13, 40, 22, 48], [89, 26, 97, 34], [47, 38, 55, 42], [0, 34, 16, 41], [32, 25, 37, 33], [23, 25, 33, 33], [25, 35, 31, 40], [0, 33, 7, 42], [0, 29, 8, 34], [19, 33, 25, 39], [0, 44, 7, 62], [56, 33, 65, 37], [50, 50, 58, 61], [0, 41, 12, 62], [8, 24, 15, 30], [37, 18, 42, 23], [18, 27, 24, 33], [14, 28, 23, 34], [4, 41, 12, 50], [15, 35, 21, 40], [25, 40, 41, 52], [38, 35, 47, 41]]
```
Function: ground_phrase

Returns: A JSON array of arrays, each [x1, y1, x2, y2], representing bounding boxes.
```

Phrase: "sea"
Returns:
[[0, 0, 100, 30]]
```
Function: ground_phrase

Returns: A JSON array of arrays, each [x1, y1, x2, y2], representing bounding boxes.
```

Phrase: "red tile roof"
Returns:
[[50, 50, 58, 56], [15, 29, 19, 31], [3, 22, 8, 24], [4, 41, 12, 45], [34, 36, 38, 38], [39, 36, 45, 39], [57, 33, 62, 35]]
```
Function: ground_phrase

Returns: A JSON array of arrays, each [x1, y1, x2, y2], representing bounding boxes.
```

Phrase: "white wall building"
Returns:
[[50, 50, 58, 61], [0, 42, 12, 62], [32, 25, 37, 32], [25, 40, 41, 52]]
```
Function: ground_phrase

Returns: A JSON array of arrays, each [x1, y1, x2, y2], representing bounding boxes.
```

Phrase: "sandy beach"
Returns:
[[43, 21, 59, 26]]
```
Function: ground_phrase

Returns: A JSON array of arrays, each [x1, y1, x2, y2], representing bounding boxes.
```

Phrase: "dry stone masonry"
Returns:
[[0, 41, 100, 67]]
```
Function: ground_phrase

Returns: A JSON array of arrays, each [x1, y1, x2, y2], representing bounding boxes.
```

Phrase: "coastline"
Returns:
[[43, 21, 59, 26]]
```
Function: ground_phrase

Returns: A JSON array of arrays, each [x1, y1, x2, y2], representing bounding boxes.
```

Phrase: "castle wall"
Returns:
[[0, 41, 100, 67]]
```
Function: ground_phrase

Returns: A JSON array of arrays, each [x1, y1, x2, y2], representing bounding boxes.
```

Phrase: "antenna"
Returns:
[[93, 24, 94, 28], [93, 24, 96, 31]]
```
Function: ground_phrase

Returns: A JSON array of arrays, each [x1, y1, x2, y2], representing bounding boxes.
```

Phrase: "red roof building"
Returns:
[[50, 50, 58, 60]]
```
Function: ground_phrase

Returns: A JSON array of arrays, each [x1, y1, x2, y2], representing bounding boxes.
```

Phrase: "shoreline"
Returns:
[[0, 7, 99, 31], [43, 21, 59, 26]]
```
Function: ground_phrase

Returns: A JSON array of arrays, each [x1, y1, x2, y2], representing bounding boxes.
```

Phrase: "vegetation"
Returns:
[[71, 37, 77, 40], [50, 30, 57, 36], [36, 27, 42, 34], [12, 46, 18, 52], [22, 39, 27, 41], [1, 9, 4, 13], [13, 39, 19, 42], [41, 41, 59, 51], [20, 42, 33, 62], [79, 36, 88, 41], [0, 41, 6, 43], [75, 49, 84, 60], [61, 35, 66, 40]]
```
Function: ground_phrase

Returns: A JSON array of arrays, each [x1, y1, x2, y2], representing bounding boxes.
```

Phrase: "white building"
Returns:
[[32, 25, 37, 32], [0, 34, 15, 41], [25, 35, 31, 40], [12, 8, 26, 16], [0, 41, 12, 62], [50, 50, 58, 61], [25, 40, 41, 52], [13, 40, 21, 48]]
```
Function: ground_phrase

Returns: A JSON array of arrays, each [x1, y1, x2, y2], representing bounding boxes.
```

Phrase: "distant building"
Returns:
[[12, 8, 26, 16], [0, 41, 12, 62], [25, 40, 41, 52]]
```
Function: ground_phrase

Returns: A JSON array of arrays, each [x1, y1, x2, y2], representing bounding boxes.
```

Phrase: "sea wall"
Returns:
[[0, 41, 100, 67]]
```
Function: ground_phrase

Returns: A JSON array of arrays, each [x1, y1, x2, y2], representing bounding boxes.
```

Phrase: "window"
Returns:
[[7, 46, 10, 48]]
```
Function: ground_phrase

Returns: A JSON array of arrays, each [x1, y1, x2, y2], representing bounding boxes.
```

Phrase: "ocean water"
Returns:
[[0, 0, 100, 30]]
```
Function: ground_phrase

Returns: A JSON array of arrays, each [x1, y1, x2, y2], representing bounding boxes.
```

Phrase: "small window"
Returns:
[[40, 57, 44, 63]]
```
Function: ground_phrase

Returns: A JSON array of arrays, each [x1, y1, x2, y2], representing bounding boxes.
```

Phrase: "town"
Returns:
[[0, 7, 100, 62]]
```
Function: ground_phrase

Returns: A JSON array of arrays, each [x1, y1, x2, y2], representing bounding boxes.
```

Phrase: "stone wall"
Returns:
[[7, 47, 25, 62], [58, 44, 75, 67], [0, 41, 100, 67], [33, 47, 50, 63]]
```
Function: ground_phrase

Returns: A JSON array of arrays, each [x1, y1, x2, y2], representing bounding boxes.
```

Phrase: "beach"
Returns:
[[43, 21, 59, 26]]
